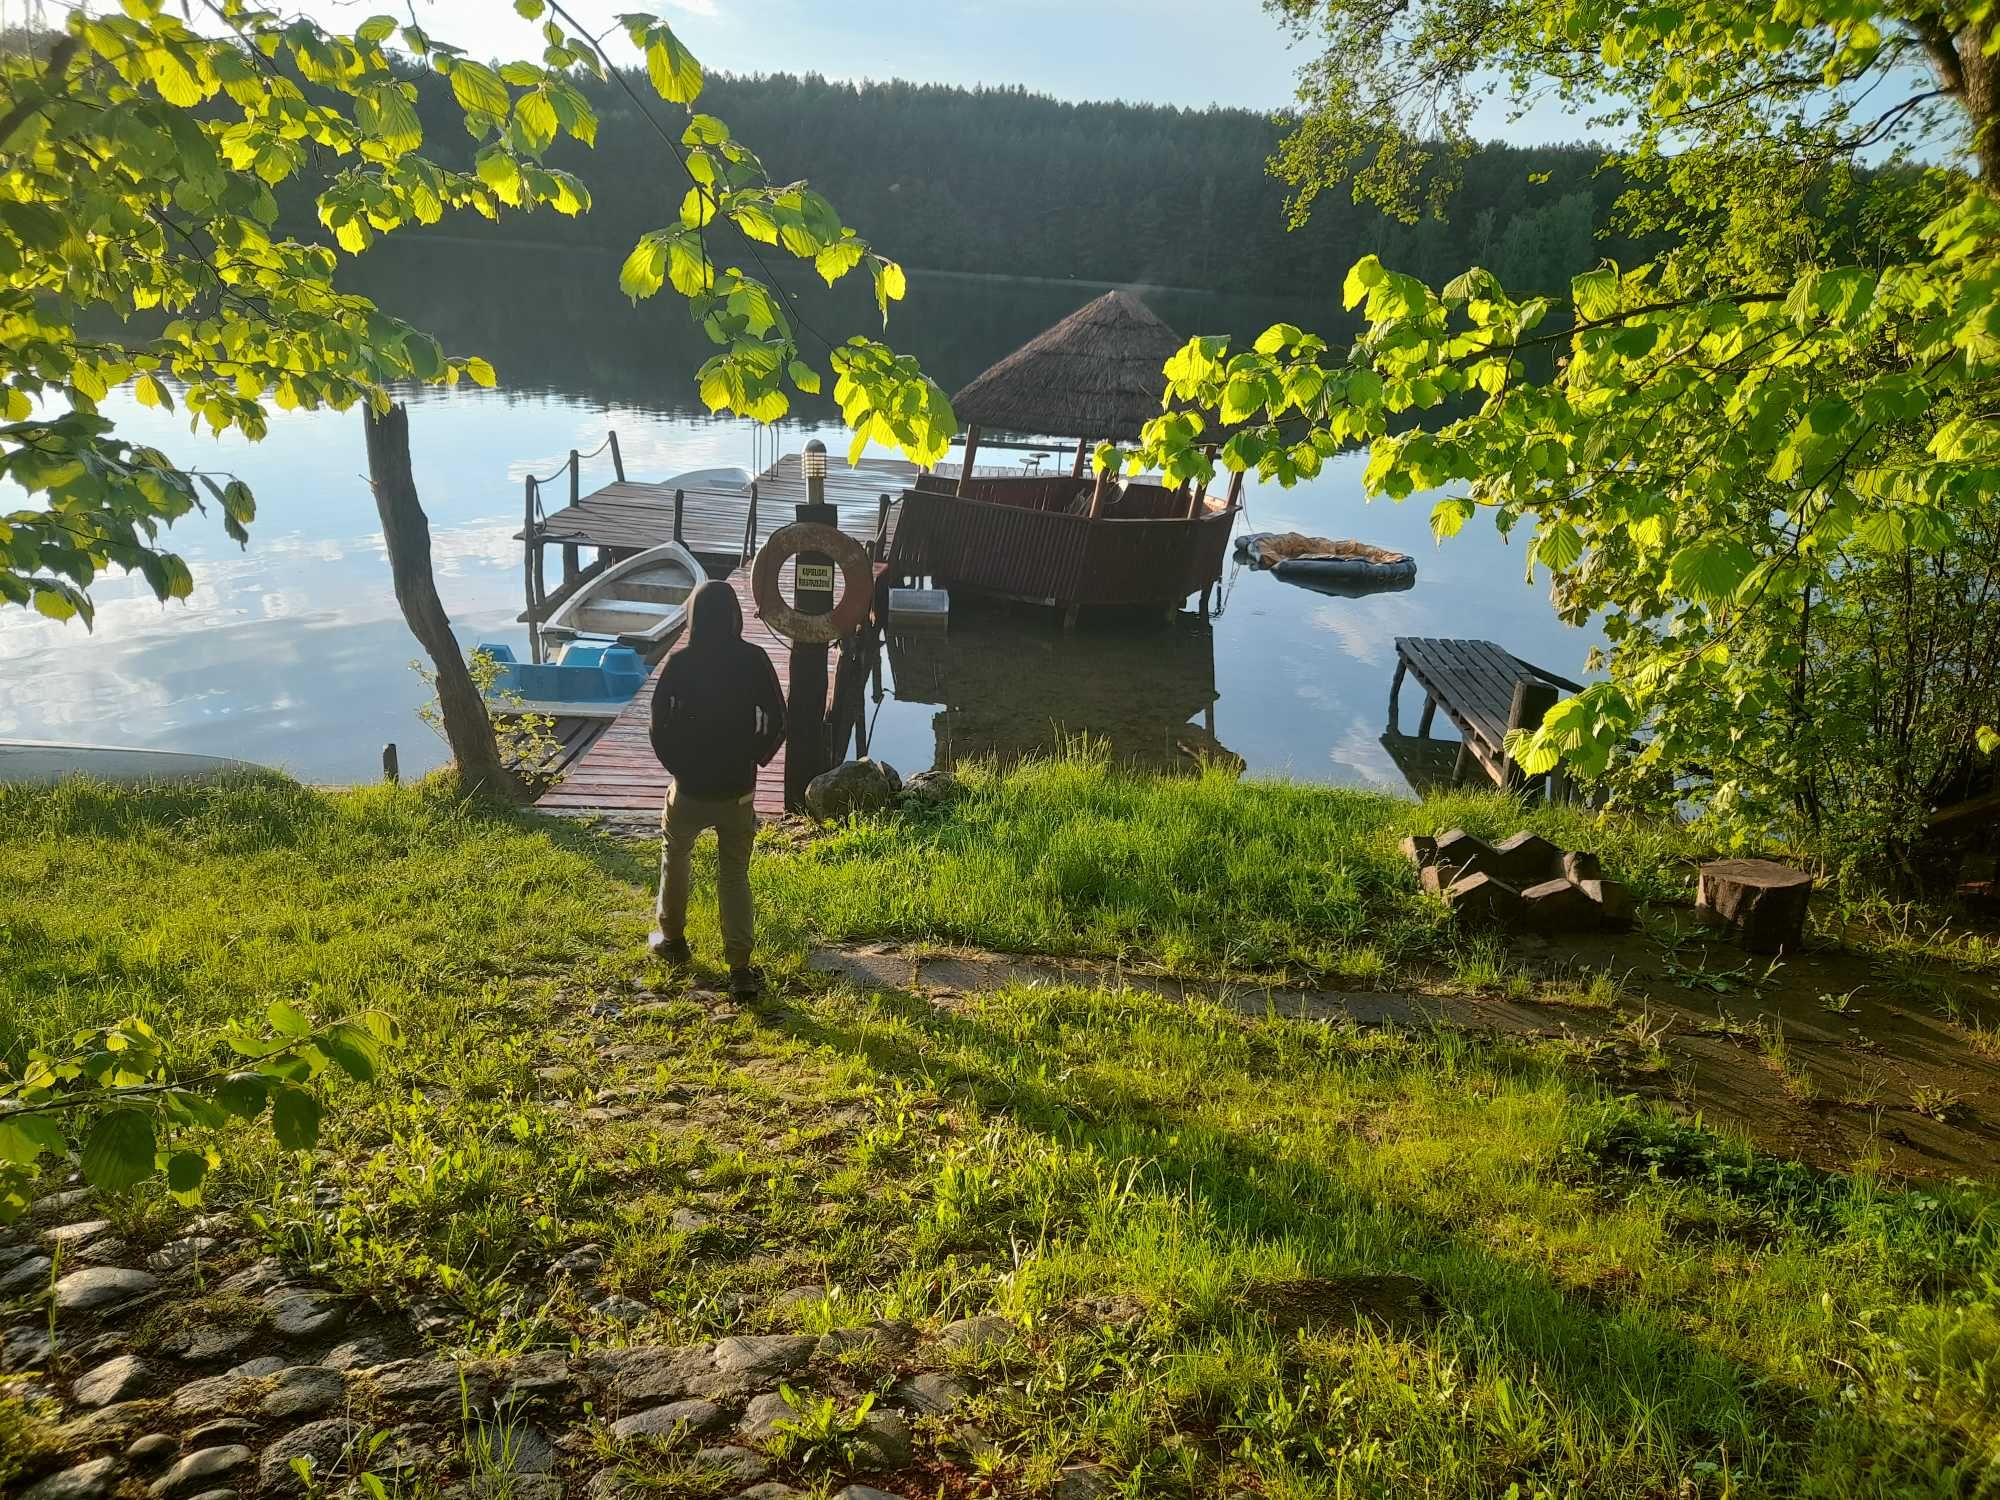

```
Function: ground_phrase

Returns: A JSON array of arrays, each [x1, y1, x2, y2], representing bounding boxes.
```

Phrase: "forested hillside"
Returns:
[[377, 70, 1635, 294]]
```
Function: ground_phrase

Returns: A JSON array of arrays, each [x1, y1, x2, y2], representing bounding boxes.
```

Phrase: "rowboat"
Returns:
[[0, 739, 271, 785], [541, 540, 703, 646]]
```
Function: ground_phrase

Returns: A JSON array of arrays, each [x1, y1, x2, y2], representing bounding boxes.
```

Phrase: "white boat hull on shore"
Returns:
[[0, 740, 272, 786]]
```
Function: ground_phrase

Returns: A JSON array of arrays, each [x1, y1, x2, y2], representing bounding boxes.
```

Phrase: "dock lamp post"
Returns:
[[786, 440, 838, 806]]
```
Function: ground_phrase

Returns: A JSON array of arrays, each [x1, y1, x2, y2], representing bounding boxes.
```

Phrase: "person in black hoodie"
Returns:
[[648, 579, 786, 994]]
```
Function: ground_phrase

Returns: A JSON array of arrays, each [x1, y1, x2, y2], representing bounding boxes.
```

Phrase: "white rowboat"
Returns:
[[541, 540, 704, 646]]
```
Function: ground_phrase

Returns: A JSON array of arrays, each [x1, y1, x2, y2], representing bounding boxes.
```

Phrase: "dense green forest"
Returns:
[[365, 70, 1633, 295]]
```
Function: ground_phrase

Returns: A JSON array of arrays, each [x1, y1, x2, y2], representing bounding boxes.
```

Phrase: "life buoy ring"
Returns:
[[751, 522, 875, 645]]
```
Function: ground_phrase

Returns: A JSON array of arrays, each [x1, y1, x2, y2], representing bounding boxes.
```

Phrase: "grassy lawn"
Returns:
[[3, 772, 1998, 1497]]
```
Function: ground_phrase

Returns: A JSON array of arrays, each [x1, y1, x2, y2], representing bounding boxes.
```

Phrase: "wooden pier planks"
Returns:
[[1389, 636, 1583, 787], [525, 457, 915, 565], [534, 565, 887, 824]]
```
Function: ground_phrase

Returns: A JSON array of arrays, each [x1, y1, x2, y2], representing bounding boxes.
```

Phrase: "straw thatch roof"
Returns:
[[951, 290, 1184, 441]]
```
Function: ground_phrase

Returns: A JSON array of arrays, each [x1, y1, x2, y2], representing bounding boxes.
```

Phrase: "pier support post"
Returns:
[[608, 429, 626, 482]]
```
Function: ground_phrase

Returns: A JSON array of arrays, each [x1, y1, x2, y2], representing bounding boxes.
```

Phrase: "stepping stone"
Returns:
[[319, 1338, 395, 1372], [147, 1237, 220, 1274], [855, 1408, 911, 1467], [227, 1356, 289, 1379], [74, 1236, 134, 1267], [148, 1444, 252, 1498], [20, 1457, 119, 1500], [590, 1343, 716, 1404], [892, 1371, 976, 1416], [258, 1419, 356, 1491], [127, 1434, 178, 1466], [1054, 1466, 1114, 1500], [835, 1488, 910, 1500], [44, 1219, 113, 1247], [261, 1365, 346, 1421], [55, 1266, 159, 1314], [610, 1398, 725, 1442], [29, 1188, 93, 1223], [168, 1373, 255, 1420], [0, 1255, 53, 1295], [711, 1335, 814, 1380], [1, 1322, 52, 1371], [695, 1446, 769, 1484], [936, 1315, 1016, 1353], [73, 1353, 156, 1407], [57, 1400, 156, 1445], [265, 1288, 344, 1338], [159, 1322, 256, 1362], [816, 1319, 917, 1359], [739, 1390, 799, 1443]]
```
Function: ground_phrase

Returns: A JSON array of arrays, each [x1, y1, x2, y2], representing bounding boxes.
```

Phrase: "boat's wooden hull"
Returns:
[[542, 540, 702, 645]]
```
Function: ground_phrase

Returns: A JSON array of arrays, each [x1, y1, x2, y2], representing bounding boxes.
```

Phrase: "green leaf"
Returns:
[[270, 1087, 323, 1153], [320, 1022, 384, 1084], [1533, 519, 1585, 572], [1342, 254, 1386, 311], [787, 360, 821, 395], [449, 60, 511, 120], [0, 1114, 65, 1166], [1430, 496, 1475, 541], [1978, 726, 1999, 756], [644, 24, 703, 103], [620, 236, 666, 300], [356, 14, 398, 43], [1570, 266, 1620, 321], [266, 1001, 312, 1038], [165, 1151, 208, 1196], [1667, 538, 1756, 606], [80, 1110, 157, 1191]]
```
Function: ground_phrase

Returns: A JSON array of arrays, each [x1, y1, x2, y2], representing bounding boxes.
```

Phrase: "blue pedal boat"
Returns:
[[475, 641, 648, 720]]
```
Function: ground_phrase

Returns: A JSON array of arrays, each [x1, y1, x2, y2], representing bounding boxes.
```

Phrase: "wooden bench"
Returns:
[[1387, 637, 1583, 792]]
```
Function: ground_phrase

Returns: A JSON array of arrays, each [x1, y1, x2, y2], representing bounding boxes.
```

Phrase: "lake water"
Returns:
[[0, 243, 1596, 790]]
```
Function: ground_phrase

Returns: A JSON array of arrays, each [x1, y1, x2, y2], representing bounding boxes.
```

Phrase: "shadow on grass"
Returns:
[[754, 977, 1967, 1493]]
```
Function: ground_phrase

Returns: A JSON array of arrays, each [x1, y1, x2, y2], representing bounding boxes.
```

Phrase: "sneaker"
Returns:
[[728, 966, 764, 999], [648, 932, 693, 966]]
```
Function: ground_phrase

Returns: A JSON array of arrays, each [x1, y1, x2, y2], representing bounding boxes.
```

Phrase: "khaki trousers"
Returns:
[[656, 784, 758, 968]]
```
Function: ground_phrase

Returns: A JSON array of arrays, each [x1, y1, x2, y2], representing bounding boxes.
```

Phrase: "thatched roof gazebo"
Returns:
[[951, 290, 1185, 478]]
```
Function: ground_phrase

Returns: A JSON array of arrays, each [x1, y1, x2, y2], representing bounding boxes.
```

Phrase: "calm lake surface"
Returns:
[[1, 243, 1597, 790]]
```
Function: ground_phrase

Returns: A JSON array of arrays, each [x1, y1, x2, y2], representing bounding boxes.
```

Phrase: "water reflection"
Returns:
[[869, 608, 1242, 777], [1, 242, 1602, 790]]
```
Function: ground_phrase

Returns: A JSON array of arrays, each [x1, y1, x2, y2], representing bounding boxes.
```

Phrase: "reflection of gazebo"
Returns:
[[884, 614, 1243, 777], [888, 291, 1239, 627]]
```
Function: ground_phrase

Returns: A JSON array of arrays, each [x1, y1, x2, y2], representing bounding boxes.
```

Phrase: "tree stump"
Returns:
[[1696, 859, 1812, 953]]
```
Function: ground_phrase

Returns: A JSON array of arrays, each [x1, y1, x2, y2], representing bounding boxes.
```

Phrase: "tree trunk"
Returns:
[[363, 403, 528, 802]]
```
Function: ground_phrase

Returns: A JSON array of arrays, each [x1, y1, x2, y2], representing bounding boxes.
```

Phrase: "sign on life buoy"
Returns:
[[751, 522, 875, 644]]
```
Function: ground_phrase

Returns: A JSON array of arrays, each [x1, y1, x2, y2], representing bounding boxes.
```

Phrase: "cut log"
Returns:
[[1444, 871, 1526, 926], [1519, 877, 1600, 932], [1401, 834, 1439, 869], [1491, 832, 1561, 884], [1696, 859, 1812, 954], [1577, 877, 1634, 927]]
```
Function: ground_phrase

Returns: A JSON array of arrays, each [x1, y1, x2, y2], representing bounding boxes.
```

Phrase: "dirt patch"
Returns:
[[1241, 1275, 1441, 1336]]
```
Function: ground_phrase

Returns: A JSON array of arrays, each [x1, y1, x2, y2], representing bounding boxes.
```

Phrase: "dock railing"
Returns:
[[520, 431, 625, 660]]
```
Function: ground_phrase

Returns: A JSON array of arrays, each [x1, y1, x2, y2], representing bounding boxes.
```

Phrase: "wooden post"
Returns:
[[1224, 469, 1246, 511], [568, 448, 580, 506], [608, 430, 625, 482], [956, 424, 981, 496], [1418, 696, 1438, 736], [1505, 678, 1561, 793], [673, 488, 685, 545], [1087, 468, 1111, 520], [561, 542, 578, 585], [1071, 436, 1090, 479], [382, 743, 399, 784], [1386, 658, 1407, 732], [1199, 584, 1212, 617], [874, 492, 891, 563]]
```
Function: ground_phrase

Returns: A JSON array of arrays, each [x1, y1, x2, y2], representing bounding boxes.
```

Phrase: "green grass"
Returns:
[[757, 757, 1712, 974], [4, 773, 1998, 1497]]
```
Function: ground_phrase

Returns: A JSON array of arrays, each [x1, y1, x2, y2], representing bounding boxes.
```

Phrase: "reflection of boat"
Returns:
[[1236, 532, 1417, 592], [475, 641, 647, 720], [889, 293, 1238, 626], [540, 540, 701, 646], [880, 610, 1242, 776], [0, 740, 270, 785]]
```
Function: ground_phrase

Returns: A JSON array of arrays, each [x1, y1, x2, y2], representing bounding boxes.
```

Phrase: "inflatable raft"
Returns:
[[1235, 531, 1418, 592]]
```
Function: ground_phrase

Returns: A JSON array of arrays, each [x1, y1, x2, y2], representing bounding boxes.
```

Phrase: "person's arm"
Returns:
[[648, 660, 685, 773], [751, 649, 787, 766]]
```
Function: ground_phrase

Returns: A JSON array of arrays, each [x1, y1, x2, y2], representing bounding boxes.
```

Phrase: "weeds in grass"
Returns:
[[767, 1384, 879, 1471], [1910, 1083, 1964, 1122]]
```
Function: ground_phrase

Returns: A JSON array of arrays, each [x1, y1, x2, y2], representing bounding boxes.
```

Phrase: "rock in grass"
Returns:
[[711, 1334, 815, 1382], [1, 1322, 53, 1371], [936, 1315, 1016, 1354], [804, 759, 902, 821], [20, 1458, 120, 1500], [168, 1374, 256, 1420], [44, 1219, 113, 1247], [608, 1398, 725, 1442], [892, 1371, 976, 1416], [693, 1446, 769, 1484], [0, 1256, 53, 1296], [148, 1444, 252, 1499], [738, 1390, 800, 1443], [55, 1266, 159, 1314], [815, 1319, 918, 1359], [127, 1434, 177, 1467], [1053, 1466, 1114, 1500], [855, 1408, 912, 1467], [588, 1343, 715, 1404], [834, 1487, 911, 1500], [146, 1237, 219, 1274], [260, 1366, 346, 1421], [73, 1353, 156, 1407], [264, 1288, 344, 1339], [257, 1419, 356, 1492]]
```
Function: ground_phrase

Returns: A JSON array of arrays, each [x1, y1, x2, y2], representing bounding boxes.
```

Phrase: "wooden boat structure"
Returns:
[[0, 740, 272, 785], [539, 540, 702, 648], [888, 291, 1238, 628]]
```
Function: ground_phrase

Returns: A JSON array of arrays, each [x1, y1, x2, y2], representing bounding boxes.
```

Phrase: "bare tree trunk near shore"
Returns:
[[363, 402, 528, 802]]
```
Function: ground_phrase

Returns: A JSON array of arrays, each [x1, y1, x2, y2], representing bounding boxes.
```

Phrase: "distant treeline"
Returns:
[[348, 70, 1635, 296]]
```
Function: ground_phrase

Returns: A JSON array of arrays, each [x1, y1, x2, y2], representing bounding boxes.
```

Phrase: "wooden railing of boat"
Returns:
[[889, 474, 1236, 621]]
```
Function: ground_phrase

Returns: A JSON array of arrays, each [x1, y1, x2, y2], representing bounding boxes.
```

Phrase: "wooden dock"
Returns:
[[535, 570, 811, 823], [1386, 637, 1583, 790]]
